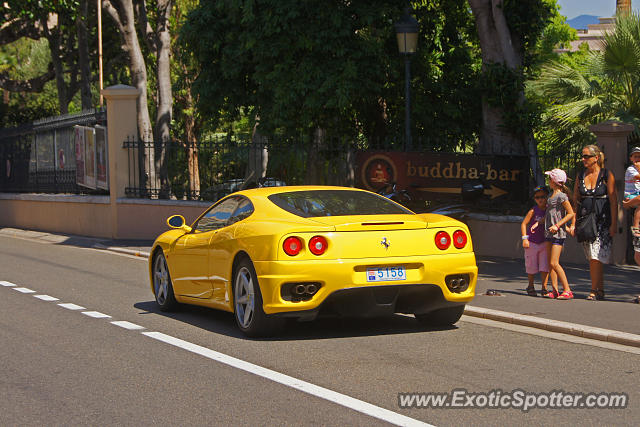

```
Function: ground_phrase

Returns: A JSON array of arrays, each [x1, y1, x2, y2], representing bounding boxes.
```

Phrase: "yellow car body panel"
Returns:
[[149, 185, 477, 320], [254, 252, 477, 314]]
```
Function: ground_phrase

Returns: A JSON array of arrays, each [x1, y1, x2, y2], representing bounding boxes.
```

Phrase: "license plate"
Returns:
[[366, 266, 406, 282]]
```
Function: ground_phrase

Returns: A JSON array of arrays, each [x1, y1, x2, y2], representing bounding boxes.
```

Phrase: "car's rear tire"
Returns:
[[233, 257, 283, 337], [415, 305, 465, 326], [153, 251, 178, 311]]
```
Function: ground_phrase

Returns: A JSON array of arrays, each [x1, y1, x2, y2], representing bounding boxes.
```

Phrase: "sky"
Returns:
[[556, 0, 624, 19]]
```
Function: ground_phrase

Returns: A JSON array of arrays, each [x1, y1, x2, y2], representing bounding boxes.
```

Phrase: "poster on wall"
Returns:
[[74, 125, 97, 189], [84, 128, 96, 189], [95, 126, 109, 190], [74, 126, 86, 187]]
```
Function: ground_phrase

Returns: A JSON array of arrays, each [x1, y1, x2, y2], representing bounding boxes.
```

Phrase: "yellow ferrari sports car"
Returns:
[[149, 186, 477, 336]]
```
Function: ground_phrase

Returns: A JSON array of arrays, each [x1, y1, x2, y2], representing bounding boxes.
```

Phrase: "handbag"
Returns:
[[575, 169, 607, 243], [575, 210, 597, 242]]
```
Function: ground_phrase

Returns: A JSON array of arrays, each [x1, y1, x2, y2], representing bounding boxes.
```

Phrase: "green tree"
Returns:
[[172, 0, 204, 197], [468, 0, 575, 186], [529, 12, 640, 152], [102, 0, 175, 196], [468, 0, 559, 152], [1, 0, 97, 114], [181, 0, 482, 151], [1, 0, 131, 119], [0, 38, 58, 126]]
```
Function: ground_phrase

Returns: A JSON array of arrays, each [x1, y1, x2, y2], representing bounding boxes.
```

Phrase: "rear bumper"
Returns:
[[272, 284, 465, 321], [253, 252, 477, 316]]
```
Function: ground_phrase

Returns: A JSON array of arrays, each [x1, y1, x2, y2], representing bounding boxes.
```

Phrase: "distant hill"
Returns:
[[567, 15, 600, 30]]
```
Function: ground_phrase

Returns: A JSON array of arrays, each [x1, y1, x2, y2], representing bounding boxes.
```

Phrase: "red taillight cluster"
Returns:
[[435, 231, 451, 250], [283, 237, 302, 256], [308, 236, 328, 255], [452, 230, 467, 249], [435, 230, 467, 250], [283, 235, 328, 256]]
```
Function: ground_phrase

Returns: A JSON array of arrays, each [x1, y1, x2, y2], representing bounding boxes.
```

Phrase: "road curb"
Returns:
[[464, 305, 640, 348], [92, 243, 150, 259]]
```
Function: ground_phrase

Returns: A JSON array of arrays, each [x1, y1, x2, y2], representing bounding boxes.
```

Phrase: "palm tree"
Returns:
[[529, 12, 640, 152]]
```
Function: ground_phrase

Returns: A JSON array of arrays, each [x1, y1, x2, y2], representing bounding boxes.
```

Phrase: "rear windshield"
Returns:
[[268, 190, 413, 217]]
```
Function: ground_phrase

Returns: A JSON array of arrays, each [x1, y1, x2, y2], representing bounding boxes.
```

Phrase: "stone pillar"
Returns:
[[101, 84, 140, 238], [589, 120, 634, 264]]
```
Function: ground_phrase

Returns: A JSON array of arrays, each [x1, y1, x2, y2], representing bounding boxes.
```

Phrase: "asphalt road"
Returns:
[[1, 235, 638, 426]]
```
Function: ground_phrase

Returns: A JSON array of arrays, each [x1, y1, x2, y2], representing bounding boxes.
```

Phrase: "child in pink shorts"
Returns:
[[521, 186, 550, 296]]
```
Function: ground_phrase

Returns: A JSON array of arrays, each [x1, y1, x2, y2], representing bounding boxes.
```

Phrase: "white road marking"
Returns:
[[461, 315, 640, 355], [0, 281, 16, 287], [142, 331, 432, 427], [82, 311, 111, 319], [57, 303, 86, 310], [111, 321, 144, 330], [13, 287, 35, 293], [34, 294, 59, 301]]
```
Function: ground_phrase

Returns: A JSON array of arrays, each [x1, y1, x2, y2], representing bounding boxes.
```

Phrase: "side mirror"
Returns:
[[167, 215, 192, 233]]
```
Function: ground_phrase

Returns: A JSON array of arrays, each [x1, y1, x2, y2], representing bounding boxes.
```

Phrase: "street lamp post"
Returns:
[[98, 0, 104, 107], [395, 8, 419, 151]]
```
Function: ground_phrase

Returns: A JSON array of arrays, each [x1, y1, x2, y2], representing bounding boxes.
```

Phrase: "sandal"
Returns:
[[546, 289, 559, 299], [557, 291, 574, 300], [633, 296, 640, 304], [540, 288, 549, 297], [586, 292, 597, 301], [526, 285, 537, 297], [595, 289, 605, 301], [631, 226, 640, 237]]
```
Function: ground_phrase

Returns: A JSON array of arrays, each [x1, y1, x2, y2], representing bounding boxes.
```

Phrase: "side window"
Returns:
[[228, 197, 254, 225], [194, 197, 240, 233]]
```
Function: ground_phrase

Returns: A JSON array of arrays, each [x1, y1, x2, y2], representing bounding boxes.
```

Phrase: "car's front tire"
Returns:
[[233, 257, 283, 337], [153, 251, 178, 311], [415, 305, 465, 326]]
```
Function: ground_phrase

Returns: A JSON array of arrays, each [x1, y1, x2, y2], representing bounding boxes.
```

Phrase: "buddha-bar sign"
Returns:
[[356, 151, 529, 203]]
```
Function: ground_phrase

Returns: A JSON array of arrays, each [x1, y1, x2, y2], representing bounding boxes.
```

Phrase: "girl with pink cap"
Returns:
[[536, 168, 576, 299]]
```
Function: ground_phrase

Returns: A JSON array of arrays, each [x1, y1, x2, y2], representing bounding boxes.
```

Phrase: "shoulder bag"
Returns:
[[575, 169, 607, 243], [575, 209, 597, 242]]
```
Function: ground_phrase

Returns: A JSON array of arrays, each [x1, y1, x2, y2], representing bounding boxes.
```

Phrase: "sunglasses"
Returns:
[[582, 154, 596, 159], [534, 196, 546, 200]]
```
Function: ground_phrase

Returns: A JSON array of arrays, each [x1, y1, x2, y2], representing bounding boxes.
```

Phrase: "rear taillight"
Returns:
[[452, 230, 467, 249], [435, 231, 451, 250], [283, 237, 303, 256], [308, 236, 328, 255]]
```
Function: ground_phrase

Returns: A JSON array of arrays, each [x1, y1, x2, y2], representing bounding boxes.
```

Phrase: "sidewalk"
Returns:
[[0, 228, 154, 256], [1, 227, 639, 345], [471, 257, 640, 345]]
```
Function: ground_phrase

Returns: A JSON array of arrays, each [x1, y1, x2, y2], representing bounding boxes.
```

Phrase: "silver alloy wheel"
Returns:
[[235, 266, 255, 328], [153, 254, 169, 305]]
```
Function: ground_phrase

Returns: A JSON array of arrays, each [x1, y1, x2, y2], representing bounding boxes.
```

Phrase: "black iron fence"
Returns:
[[123, 135, 355, 200], [122, 134, 592, 204], [537, 146, 584, 185], [1, 111, 590, 203], [0, 109, 107, 194]]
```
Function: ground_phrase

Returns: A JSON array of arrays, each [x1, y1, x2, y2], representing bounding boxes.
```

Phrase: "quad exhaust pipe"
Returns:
[[449, 277, 467, 290], [285, 282, 321, 301], [292, 283, 319, 296], [445, 275, 470, 293]]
